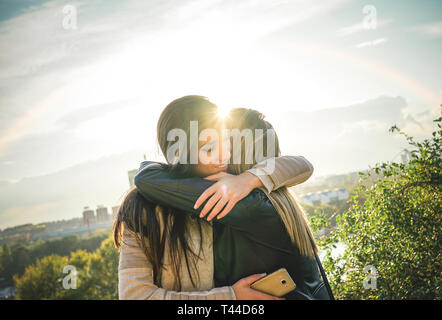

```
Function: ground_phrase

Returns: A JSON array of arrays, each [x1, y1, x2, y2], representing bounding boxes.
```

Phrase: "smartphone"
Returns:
[[250, 268, 296, 297]]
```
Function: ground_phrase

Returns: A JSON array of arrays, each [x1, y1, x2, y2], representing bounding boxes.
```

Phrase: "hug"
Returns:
[[113, 95, 334, 300]]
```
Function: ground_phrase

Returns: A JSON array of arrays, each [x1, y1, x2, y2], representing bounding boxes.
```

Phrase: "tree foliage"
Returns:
[[13, 255, 69, 299], [0, 230, 108, 288], [13, 234, 119, 300], [320, 114, 441, 299]]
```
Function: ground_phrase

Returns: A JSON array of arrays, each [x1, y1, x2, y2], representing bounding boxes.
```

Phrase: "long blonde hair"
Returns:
[[266, 188, 318, 258], [227, 108, 318, 258]]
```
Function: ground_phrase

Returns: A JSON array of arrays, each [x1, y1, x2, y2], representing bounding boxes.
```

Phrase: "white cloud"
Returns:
[[355, 37, 387, 48], [409, 21, 442, 37], [337, 19, 393, 37], [335, 120, 389, 139]]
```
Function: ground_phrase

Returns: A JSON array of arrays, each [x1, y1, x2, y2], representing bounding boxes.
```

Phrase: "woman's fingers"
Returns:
[[199, 191, 222, 218], [238, 273, 285, 300], [233, 273, 286, 300], [240, 273, 267, 285], [216, 199, 237, 220], [250, 290, 286, 300], [194, 185, 217, 209], [204, 173, 222, 181], [206, 196, 229, 221], [204, 172, 230, 181]]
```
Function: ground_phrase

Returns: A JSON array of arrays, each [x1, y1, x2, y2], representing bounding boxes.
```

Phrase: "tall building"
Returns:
[[82, 206, 96, 225], [128, 154, 147, 187], [96, 205, 110, 222], [401, 149, 412, 164], [128, 169, 138, 187], [112, 205, 120, 221]]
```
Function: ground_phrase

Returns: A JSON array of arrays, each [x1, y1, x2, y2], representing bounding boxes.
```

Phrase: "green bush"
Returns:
[[13, 234, 119, 300], [320, 114, 441, 299], [0, 229, 109, 288]]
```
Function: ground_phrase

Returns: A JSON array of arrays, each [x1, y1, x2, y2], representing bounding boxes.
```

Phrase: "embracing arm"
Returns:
[[118, 224, 236, 300], [133, 155, 313, 229], [134, 162, 217, 215], [247, 155, 314, 193], [134, 162, 265, 229], [134, 155, 314, 205], [194, 155, 314, 219]]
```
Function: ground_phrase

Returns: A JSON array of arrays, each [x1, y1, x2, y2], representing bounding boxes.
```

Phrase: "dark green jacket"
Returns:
[[134, 161, 332, 299]]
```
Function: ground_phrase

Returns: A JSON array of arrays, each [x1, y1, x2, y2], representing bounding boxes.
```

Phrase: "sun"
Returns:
[[217, 105, 231, 118]]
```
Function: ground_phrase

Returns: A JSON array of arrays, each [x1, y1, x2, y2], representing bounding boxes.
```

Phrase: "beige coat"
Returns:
[[118, 156, 314, 300]]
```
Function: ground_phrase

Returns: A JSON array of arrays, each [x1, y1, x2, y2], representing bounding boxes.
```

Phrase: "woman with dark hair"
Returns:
[[114, 95, 313, 299], [133, 106, 334, 300]]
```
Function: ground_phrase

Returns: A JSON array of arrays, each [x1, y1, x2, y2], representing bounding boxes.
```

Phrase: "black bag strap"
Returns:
[[313, 249, 335, 300], [308, 233, 335, 300]]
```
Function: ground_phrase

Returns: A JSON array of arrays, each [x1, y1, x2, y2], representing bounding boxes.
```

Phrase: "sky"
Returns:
[[0, 0, 441, 229]]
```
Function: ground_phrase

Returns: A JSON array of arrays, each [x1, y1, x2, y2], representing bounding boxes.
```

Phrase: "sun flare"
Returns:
[[217, 105, 231, 118]]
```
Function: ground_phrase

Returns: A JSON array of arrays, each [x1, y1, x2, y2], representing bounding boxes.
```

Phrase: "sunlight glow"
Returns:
[[217, 105, 231, 118]]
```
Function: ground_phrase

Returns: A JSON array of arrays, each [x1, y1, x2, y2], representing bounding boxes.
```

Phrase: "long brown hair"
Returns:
[[226, 108, 318, 258], [113, 95, 220, 289]]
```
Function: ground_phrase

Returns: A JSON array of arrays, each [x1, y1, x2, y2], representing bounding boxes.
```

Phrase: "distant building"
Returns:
[[128, 169, 138, 187], [299, 188, 349, 206], [401, 149, 412, 164], [0, 286, 15, 300], [112, 205, 120, 221], [82, 206, 96, 225], [96, 205, 110, 222], [128, 155, 148, 187]]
